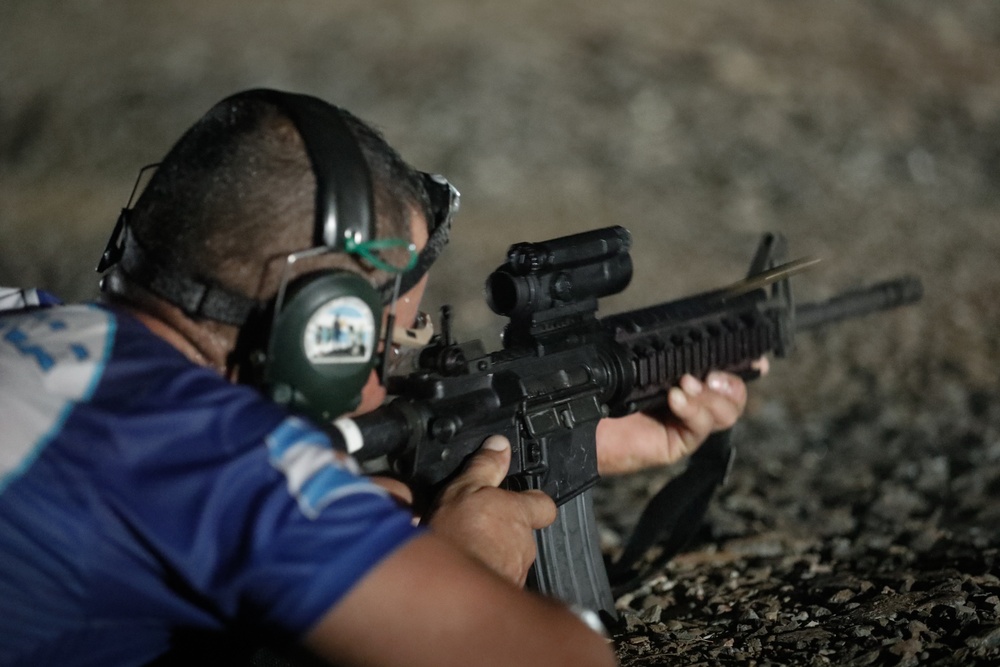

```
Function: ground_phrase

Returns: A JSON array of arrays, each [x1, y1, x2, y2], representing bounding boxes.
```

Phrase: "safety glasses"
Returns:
[[377, 173, 459, 304]]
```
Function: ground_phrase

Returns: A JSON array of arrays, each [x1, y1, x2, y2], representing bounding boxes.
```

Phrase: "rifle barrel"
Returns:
[[795, 276, 923, 331]]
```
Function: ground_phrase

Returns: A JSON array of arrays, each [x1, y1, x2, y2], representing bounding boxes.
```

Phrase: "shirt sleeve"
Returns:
[[90, 369, 423, 639], [241, 415, 423, 633]]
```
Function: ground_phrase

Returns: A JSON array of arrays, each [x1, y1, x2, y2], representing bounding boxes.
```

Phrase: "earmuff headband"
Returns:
[[252, 90, 375, 251], [116, 225, 260, 325]]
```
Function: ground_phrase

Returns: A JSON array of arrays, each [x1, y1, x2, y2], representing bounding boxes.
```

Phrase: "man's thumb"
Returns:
[[457, 435, 512, 489], [482, 435, 510, 453]]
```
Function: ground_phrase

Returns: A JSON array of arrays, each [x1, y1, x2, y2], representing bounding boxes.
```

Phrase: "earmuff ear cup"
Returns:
[[265, 271, 382, 423]]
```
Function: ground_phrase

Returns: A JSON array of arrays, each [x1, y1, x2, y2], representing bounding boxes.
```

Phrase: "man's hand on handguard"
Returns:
[[425, 435, 557, 586], [596, 361, 767, 476]]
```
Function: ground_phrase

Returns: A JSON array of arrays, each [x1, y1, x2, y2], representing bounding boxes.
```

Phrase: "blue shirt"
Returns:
[[0, 303, 420, 665]]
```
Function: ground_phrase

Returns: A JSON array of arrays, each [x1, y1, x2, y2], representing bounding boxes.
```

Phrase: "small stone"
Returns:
[[829, 589, 855, 604], [966, 626, 1000, 649], [639, 605, 662, 624]]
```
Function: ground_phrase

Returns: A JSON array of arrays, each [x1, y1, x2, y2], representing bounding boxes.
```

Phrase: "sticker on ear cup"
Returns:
[[302, 296, 376, 364]]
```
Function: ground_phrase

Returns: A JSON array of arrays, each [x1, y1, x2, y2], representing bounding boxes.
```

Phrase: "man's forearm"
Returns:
[[305, 533, 617, 667]]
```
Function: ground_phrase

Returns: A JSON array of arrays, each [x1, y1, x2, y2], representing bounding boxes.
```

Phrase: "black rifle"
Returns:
[[341, 226, 922, 622]]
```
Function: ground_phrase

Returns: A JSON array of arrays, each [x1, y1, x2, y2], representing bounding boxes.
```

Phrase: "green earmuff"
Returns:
[[265, 271, 383, 422]]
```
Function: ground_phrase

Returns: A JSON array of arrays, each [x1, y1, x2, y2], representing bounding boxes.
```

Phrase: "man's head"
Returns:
[[99, 89, 455, 418], [110, 89, 427, 308]]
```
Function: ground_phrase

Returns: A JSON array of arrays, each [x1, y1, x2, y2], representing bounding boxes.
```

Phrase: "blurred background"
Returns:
[[2, 0, 998, 412]]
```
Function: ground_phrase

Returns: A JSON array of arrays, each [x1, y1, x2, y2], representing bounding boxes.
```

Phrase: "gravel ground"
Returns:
[[2, 1, 999, 664]]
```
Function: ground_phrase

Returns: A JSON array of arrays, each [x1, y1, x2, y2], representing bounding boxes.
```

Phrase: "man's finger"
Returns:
[[518, 490, 558, 530], [370, 476, 414, 506], [705, 371, 747, 403], [668, 375, 702, 422]]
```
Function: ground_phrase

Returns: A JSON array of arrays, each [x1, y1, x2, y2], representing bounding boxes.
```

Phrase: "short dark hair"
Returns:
[[126, 90, 428, 303]]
